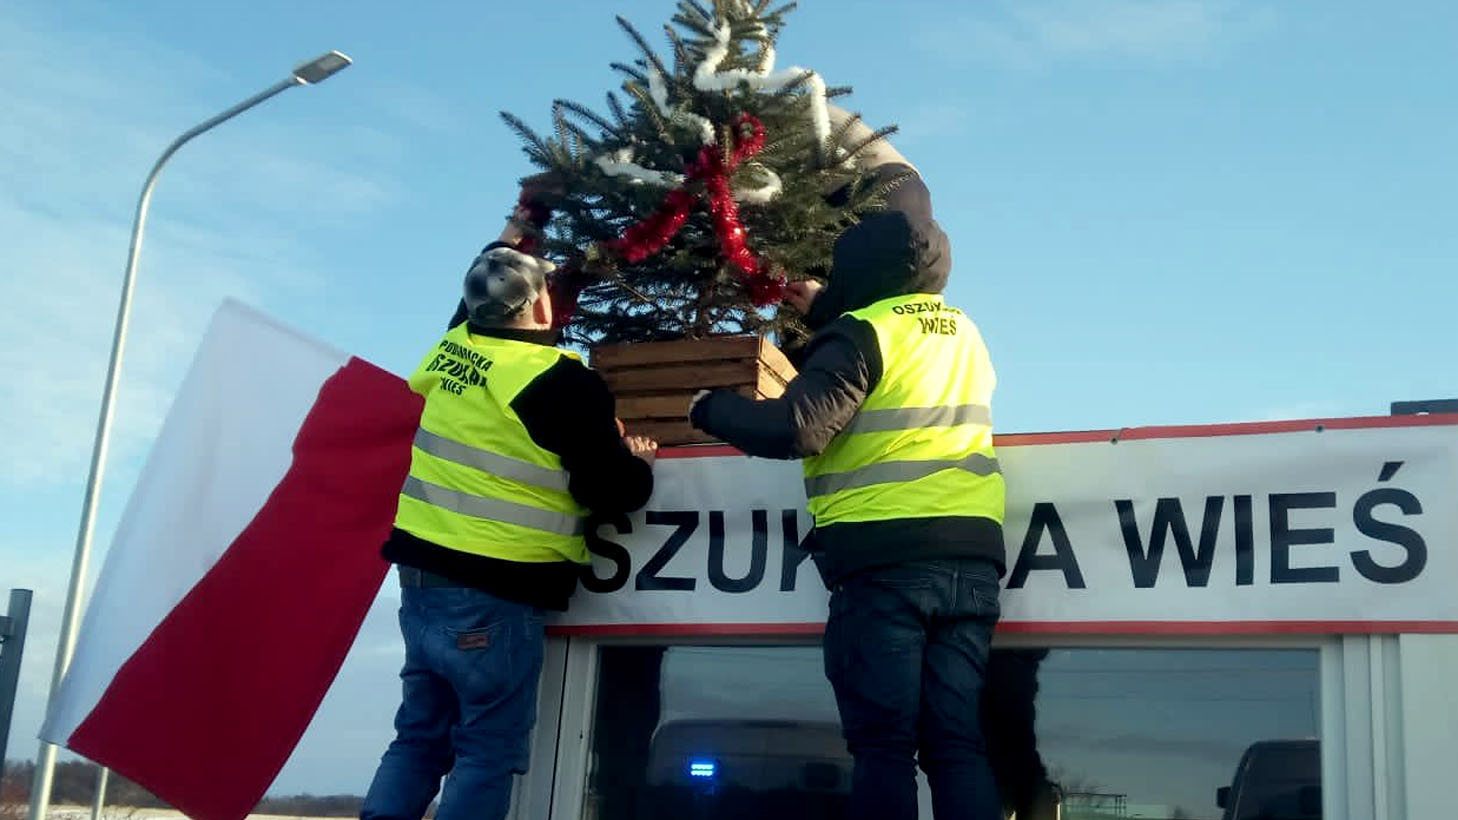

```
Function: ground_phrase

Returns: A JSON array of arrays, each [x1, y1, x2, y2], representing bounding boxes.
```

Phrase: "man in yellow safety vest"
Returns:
[[361, 190, 657, 820], [690, 166, 1005, 820]]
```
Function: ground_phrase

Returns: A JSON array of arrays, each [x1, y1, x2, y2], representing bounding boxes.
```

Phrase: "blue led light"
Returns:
[[688, 760, 717, 779]]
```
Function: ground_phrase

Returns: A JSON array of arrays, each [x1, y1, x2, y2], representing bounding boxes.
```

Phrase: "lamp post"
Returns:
[[27, 50, 352, 820], [1, 590, 34, 773]]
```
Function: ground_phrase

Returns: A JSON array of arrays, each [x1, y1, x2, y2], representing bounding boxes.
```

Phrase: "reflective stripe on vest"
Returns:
[[801, 293, 1004, 527], [400, 477, 585, 537], [840, 403, 992, 437], [804, 452, 1001, 499], [395, 325, 590, 564], [412, 428, 570, 493]]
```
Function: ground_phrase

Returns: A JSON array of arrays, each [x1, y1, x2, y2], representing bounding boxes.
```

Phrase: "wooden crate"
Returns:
[[592, 336, 797, 446]]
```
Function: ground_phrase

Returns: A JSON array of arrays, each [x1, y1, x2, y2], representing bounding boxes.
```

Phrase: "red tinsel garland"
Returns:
[[600, 113, 785, 307]]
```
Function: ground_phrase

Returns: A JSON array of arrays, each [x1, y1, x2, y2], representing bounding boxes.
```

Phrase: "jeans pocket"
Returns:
[[441, 619, 514, 695], [966, 574, 1002, 620], [447, 624, 498, 652]]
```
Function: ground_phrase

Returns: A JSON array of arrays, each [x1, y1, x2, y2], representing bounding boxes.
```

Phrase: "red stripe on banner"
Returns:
[[996, 620, 1458, 635], [992, 430, 1121, 446], [664, 414, 1458, 455], [69, 358, 423, 820], [550, 619, 1458, 638], [994, 413, 1458, 447]]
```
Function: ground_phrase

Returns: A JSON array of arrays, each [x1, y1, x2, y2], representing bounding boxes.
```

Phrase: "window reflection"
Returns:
[[583, 646, 1321, 820], [1029, 649, 1320, 820], [586, 647, 846, 820]]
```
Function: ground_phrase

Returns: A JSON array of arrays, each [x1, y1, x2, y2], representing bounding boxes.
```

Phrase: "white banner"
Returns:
[[553, 417, 1458, 635]]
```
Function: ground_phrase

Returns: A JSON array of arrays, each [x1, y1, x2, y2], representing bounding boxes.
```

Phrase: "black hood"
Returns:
[[807, 167, 951, 329]]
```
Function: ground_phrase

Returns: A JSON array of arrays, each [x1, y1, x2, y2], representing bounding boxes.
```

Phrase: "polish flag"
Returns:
[[41, 300, 422, 820]]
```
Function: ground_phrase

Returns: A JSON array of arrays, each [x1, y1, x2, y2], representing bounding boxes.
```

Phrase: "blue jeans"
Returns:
[[361, 586, 545, 820], [823, 558, 1002, 820]]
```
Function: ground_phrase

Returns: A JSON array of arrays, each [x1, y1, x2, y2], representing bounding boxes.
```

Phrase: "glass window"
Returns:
[[1012, 649, 1321, 820], [582, 646, 1321, 820]]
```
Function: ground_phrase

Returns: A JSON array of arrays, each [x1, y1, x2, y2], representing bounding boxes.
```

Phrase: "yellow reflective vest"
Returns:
[[801, 293, 1004, 528], [394, 323, 590, 564]]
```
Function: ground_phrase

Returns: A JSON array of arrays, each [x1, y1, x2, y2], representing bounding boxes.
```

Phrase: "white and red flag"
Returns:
[[41, 300, 421, 820]]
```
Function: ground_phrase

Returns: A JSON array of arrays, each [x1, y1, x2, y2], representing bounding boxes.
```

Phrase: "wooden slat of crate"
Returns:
[[599, 359, 762, 394], [597, 337, 795, 392], [754, 341, 796, 395], [615, 393, 690, 420], [616, 386, 758, 422], [593, 336, 797, 446], [593, 335, 761, 368]]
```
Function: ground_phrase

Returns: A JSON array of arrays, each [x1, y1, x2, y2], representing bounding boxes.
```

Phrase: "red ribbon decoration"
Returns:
[[601, 113, 785, 307]]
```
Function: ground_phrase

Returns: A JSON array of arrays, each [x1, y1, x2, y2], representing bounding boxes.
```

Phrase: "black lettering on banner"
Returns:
[[1116, 497, 1224, 588], [580, 513, 632, 593], [1234, 494, 1255, 586], [1007, 502, 1086, 589], [1351, 461, 1427, 584], [780, 510, 813, 592], [708, 510, 768, 593], [1270, 492, 1339, 583], [636, 511, 698, 591]]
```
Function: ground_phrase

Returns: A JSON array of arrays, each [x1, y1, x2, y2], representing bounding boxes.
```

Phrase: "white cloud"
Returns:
[[1246, 401, 1368, 423], [0, 7, 403, 778], [370, 81, 466, 136], [0, 11, 392, 491], [894, 103, 975, 146], [924, 0, 1277, 68]]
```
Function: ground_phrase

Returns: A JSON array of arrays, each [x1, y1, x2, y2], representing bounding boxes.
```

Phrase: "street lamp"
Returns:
[[293, 50, 352, 85], [27, 50, 352, 820]]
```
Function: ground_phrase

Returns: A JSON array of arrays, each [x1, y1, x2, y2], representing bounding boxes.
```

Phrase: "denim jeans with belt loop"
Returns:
[[822, 557, 1003, 820], [361, 570, 545, 820]]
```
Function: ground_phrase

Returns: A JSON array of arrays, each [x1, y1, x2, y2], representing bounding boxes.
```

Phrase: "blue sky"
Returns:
[[2, 0, 1455, 799]]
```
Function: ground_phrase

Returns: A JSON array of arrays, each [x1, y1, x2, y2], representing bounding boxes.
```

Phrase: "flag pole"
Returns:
[[28, 52, 351, 820]]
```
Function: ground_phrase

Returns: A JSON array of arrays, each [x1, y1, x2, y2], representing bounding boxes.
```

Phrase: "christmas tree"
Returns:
[[501, 0, 908, 348]]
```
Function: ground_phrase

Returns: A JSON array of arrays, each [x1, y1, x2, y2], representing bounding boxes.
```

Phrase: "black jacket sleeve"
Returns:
[[690, 317, 883, 459], [512, 357, 655, 513]]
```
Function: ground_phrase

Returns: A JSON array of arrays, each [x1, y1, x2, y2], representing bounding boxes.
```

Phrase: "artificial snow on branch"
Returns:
[[647, 68, 717, 145], [733, 162, 783, 203], [690, 14, 832, 154], [498, 0, 898, 346], [595, 147, 685, 187], [598, 7, 830, 199]]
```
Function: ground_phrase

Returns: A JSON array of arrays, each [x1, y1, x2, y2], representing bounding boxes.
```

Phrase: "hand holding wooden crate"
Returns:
[[592, 336, 797, 446]]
